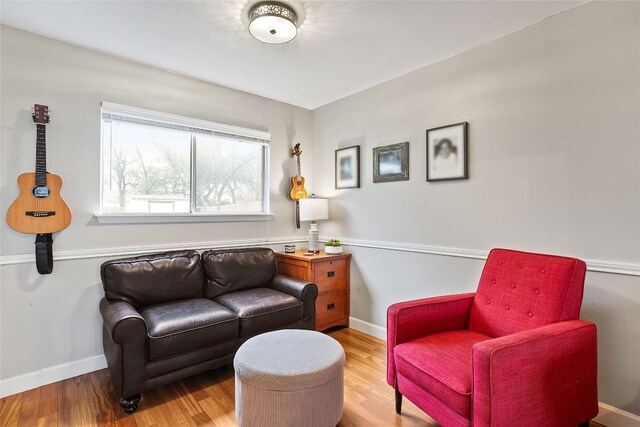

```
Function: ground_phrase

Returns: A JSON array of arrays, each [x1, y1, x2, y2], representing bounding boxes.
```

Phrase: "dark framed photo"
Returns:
[[335, 145, 360, 189], [426, 122, 469, 182], [373, 141, 409, 183]]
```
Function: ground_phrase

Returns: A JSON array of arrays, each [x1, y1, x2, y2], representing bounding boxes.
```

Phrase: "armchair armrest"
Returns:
[[387, 292, 475, 386], [270, 274, 318, 330], [99, 298, 147, 344], [472, 320, 598, 426]]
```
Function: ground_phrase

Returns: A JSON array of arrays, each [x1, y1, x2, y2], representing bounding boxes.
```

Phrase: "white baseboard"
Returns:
[[594, 402, 640, 427], [349, 316, 387, 341], [0, 355, 107, 398], [348, 315, 640, 426]]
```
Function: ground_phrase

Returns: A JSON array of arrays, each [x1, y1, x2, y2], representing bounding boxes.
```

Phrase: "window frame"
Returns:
[[96, 102, 272, 224]]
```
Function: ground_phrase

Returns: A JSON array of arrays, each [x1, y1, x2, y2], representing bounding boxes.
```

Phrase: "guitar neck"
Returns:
[[296, 155, 302, 180], [35, 124, 47, 186]]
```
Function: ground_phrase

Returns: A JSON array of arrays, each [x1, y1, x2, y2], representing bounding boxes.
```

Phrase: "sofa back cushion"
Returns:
[[201, 248, 276, 298], [468, 248, 586, 338], [101, 250, 204, 309]]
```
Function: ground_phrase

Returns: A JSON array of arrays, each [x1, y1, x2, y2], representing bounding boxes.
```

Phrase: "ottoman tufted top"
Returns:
[[234, 329, 345, 391]]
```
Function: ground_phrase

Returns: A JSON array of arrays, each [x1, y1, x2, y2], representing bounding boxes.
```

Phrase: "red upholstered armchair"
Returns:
[[387, 248, 598, 427]]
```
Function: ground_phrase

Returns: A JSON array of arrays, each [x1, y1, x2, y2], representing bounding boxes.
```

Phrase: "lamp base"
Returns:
[[308, 223, 320, 252]]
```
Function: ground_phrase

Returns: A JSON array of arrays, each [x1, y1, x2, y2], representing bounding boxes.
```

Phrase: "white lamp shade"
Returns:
[[299, 198, 328, 222]]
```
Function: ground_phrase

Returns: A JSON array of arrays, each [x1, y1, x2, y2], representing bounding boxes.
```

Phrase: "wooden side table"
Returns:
[[276, 250, 351, 332]]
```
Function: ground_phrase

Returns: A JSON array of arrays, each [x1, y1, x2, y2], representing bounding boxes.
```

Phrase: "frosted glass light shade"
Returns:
[[248, 2, 297, 44], [299, 198, 328, 222]]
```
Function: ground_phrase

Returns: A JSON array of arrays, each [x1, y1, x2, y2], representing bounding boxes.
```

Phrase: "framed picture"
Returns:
[[335, 145, 360, 189], [373, 141, 409, 183], [426, 122, 469, 182]]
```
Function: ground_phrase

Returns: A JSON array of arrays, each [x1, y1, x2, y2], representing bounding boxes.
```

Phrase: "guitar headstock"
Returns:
[[291, 143, 301, 158], [32, 104, 50, 124]]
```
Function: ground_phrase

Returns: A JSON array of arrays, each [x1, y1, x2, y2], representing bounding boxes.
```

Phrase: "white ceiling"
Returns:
[[0, 0, 584, 110]]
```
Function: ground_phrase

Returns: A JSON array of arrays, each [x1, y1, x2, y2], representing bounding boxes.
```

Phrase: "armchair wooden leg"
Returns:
[[119, 394, 141, 413], [395, 389, 403, 414], [578, 422, 590, 427]]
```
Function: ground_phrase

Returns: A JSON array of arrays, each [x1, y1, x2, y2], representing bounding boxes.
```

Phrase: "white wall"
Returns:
[[312, 1, 640, 415], [0, 25, 313, 393], [1, 1, 640, 419]]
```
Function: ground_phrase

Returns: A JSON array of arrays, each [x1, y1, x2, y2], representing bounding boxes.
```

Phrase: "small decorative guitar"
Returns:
[[7, 104, 72, 234], [289, 143, 307, 229]]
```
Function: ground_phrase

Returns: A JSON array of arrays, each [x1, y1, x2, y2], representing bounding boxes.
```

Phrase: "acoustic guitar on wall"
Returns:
[[6, 104, 72, 234], [289, 143, 307, 228]]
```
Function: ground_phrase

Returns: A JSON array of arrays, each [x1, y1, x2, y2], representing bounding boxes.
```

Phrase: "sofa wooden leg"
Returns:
[[395, 389, 403, 414], [119, 394, 141, 413], [578, 422, 590, 427]]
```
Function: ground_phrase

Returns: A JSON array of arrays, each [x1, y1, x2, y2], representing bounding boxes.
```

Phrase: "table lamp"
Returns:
[[299, 197, 328, 252]]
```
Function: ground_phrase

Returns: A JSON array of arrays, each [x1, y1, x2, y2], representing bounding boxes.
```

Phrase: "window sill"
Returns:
[[94, 213, 275, 224]]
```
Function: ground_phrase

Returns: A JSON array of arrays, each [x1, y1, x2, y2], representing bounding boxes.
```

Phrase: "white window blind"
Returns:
[[98, 102, 271, 222]]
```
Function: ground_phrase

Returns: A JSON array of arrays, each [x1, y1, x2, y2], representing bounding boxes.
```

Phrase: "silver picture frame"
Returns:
[[373, 142, 409, 183]]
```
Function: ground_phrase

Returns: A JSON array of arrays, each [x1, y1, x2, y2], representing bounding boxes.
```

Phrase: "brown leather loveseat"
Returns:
[[99, 247, 318, 413]]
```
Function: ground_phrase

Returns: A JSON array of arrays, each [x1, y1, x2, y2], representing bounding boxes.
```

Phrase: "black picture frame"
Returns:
[[335, 145, 360, 189], [426, 122, 469, 182], [373, 142, 409, 183]]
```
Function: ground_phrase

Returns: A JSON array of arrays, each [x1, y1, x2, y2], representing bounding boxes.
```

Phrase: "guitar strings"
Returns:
[[36, 122, 45, 215]]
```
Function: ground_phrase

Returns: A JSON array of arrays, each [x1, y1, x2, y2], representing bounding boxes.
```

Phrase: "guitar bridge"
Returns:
[[26, 211, 56, 217]]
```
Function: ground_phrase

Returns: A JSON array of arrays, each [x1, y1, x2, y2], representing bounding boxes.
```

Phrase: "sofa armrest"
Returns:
[[99, 298, 149, 398], [270, 274, 318, 330], [270, 274, 316, 300], [99, 298, 147, 344], [472, 320, 598, 426], [387, 293, 475, 386]]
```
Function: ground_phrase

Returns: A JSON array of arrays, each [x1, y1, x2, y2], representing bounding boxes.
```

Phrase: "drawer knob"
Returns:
[[327, 303, 335, 310], [327, 271, 335, 278]]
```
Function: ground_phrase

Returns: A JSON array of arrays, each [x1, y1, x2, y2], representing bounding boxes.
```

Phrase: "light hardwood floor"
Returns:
[[0, 327, 602, 427]]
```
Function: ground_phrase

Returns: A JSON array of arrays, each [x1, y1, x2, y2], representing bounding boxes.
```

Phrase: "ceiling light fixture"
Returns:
[[248, 1, 297, 44]]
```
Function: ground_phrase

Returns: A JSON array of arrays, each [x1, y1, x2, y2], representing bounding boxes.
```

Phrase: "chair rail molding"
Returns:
[[3, 235, 637, 276], [321, 237, 640, 277], [0, 236, 306, 266]]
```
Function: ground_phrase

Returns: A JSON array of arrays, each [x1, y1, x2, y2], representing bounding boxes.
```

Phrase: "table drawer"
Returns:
[[314, 259, 348, 293], [316, 290, 347, 328]]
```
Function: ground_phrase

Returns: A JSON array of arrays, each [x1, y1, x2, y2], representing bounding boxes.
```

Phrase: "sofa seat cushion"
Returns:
[[140, 298, 239, 361], [214, 288, 303, 337], [394, 330, 490, 420]]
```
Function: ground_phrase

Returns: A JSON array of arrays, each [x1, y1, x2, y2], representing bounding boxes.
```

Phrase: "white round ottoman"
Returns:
[[234, 329, 345, 427]]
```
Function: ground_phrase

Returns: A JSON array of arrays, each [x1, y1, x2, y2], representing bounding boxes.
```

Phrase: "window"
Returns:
[[99, 102, 270, 222]]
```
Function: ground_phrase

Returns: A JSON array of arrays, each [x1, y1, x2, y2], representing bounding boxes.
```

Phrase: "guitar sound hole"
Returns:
[[32, 186, 50, 198]]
